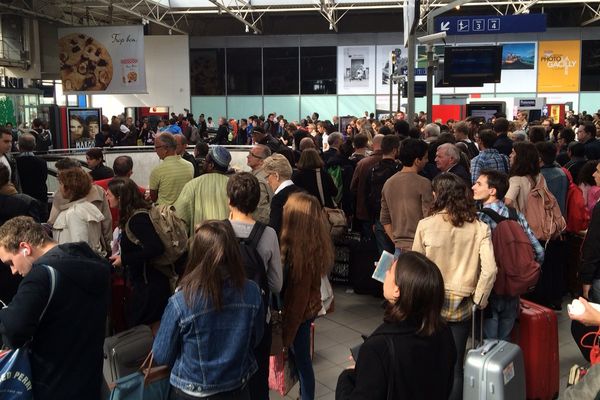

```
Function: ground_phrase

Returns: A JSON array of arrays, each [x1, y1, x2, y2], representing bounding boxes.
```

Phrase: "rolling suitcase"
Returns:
[[511, 299, 559, 400], [464, 305, 526, 400], [103, 324, 154, 385]]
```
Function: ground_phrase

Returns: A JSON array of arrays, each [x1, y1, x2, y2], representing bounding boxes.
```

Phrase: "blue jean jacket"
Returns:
[[152, 280, 264, 396]]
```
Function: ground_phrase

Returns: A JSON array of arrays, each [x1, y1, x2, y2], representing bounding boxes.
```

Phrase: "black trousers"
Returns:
[[249, 321, 272, 400]]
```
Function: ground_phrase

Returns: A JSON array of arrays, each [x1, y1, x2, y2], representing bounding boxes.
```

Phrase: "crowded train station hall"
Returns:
[[0, 0, 599, 398]]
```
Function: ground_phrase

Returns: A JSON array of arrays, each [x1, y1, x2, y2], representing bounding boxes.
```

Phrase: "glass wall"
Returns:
[[227, 48, 262, 95], [190, 49, 226, 96], [263, 47, 299, 95], [300, 47, 337, 95]]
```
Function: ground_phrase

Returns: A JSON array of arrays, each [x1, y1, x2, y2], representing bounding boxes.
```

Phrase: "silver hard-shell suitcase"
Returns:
[[463, 306, 526, 400], [103, 324, 154, 384]]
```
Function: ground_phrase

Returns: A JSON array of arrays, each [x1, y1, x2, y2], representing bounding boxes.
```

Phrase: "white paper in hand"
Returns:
[[372, 250, 395, 283]]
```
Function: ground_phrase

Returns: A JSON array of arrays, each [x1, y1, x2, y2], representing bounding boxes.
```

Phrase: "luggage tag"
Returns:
[[371, 250, 394, 283]]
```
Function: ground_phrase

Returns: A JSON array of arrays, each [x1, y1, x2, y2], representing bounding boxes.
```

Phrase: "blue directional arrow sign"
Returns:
[[434, 14, 546, 35]]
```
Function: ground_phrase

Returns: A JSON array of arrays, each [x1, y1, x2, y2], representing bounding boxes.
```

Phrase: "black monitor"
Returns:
[[466, 102, 506, 123], [443, 46, 503, 87]]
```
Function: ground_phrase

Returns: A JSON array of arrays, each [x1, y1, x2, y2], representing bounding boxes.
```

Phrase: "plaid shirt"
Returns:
[[477, 200, 545, 264], [470, 149, 510, 185], [443, 292, 473, 322]]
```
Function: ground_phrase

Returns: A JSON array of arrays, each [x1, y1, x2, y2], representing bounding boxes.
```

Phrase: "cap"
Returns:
[[209, 146, 231, 168]]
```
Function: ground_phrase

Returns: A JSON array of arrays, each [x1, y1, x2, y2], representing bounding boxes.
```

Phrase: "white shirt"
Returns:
[[0, 155, 11, 180], [274, 179, 294, 195]]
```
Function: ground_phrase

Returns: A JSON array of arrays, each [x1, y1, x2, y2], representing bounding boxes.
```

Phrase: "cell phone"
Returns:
[[350, 343, 362, 362], [372, 250, 394, 283]]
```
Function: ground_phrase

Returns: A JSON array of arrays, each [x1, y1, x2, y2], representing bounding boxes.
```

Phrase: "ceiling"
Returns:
[[1, 0, 600, 36]]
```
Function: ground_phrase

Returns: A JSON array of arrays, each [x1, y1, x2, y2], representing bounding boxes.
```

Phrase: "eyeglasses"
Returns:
[[247, 152, 265, 159], [154, 145, 166, 150]]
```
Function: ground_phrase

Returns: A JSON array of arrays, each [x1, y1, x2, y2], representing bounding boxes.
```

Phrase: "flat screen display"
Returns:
[[443, 46, 503, 87]]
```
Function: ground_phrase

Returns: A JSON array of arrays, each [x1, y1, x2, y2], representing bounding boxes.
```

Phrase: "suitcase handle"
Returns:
[[480, 340, 499, 355], [470, 304, 484, 350]]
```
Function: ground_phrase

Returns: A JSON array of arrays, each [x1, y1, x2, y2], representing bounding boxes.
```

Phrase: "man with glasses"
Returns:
[[247, 144, 273, 224], [148, 132, 193, 205]]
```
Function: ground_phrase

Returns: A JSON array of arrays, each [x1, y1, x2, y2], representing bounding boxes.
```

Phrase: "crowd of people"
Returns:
[[1, 106, 600, 399]]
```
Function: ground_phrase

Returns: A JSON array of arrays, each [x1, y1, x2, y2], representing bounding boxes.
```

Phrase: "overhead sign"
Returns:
[[434, 14, 546, 35], [58, 25, 147, 94]]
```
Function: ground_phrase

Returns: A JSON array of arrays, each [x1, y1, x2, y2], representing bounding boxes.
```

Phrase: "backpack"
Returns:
[[125, 205, 188, 289], [326, 165, 344, 205], [230, 220, 269, 309], [524, 175, 567, 242], [480, 207, 541, 296], [367, 160, 401, 219], [562, 167, 590, 233]]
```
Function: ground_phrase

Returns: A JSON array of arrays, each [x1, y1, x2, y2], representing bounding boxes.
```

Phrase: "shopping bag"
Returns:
[[0, 348, 33, 400], [109, 352, 170, 400], [268, 352, 298, 396]]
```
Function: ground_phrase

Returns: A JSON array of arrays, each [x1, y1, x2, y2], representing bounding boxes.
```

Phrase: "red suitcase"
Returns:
[[512, 299, 559, 400]]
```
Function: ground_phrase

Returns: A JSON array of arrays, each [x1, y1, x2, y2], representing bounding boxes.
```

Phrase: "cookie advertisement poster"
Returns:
[[58, 26, 146, 94], [67, 108, 102, 149]]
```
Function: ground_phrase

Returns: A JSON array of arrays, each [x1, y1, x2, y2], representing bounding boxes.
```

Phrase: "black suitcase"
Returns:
[[349, 238, 382, 296], [103, 325, 154, 384]]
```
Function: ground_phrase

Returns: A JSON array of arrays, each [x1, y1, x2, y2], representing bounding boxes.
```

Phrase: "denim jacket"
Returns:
[[152, 280, 264, 396]]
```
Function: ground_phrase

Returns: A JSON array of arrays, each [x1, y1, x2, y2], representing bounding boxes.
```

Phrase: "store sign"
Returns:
[[57, 25, 146, 94], [0, 77, 24, 89], [537, 40, 580, 93], [519, 99, 537, 107]]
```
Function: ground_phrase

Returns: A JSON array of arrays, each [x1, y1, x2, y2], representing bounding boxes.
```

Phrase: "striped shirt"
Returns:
[[149, 155, 194, 205]]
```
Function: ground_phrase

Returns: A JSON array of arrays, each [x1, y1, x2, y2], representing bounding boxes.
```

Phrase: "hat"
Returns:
[[119, 124, 130, 134], [209, 146, 231, 168]]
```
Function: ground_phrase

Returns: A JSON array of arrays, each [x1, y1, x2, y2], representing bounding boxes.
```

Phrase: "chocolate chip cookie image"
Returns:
[[59, 33, 113, 91]]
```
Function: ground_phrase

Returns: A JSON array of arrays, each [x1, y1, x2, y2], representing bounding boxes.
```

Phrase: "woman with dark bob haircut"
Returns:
[[412, 173, 497, 400], [505, 142, 543, 213], [292, 148, 338, 208], [226, 172, 282, 399], [153, 220, 263, 400], [336, 251, 456, 399]]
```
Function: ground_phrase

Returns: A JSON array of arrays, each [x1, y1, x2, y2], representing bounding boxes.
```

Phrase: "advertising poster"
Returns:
[[337, 46, 376, 94], [537, 40, 580, 93], [376, 45, 407, 94], [67, 108, 102, 149], [501, 43, 535, 70], [58, 26, 146, 94], [581, 40, 600, 92]]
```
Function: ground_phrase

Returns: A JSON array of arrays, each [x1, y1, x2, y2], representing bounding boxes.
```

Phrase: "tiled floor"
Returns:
[[269, 285, 587, 399]]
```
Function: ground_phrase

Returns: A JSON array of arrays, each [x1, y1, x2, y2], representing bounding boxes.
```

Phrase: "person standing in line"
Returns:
[[280, 192, 334, 400], [412, 173, 497, 400]]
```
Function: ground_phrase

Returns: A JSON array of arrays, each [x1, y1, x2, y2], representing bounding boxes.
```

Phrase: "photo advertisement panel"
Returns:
[[375, 45, 406, 95], [496, 42, 537, 93], [537, 40, 580, 93], [337, 46, 376, 94]]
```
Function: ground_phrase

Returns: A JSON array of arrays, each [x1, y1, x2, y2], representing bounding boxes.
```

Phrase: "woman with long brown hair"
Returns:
[[153, 220, 263, 400], [412, 172, 497, 400], [280, 192, 334, 400], [107, 177, 170, 327]]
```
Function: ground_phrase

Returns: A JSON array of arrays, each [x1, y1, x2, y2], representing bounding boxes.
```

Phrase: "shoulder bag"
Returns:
[[315, 169, 347, 240]]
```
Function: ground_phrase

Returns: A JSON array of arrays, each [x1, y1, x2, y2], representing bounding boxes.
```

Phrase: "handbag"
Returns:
[[268, 351, 298, 396], [270, 294, 284, 356], [109, 352, 170, 400], [0, 265, 57, 400], [580, 327, 600, 365], [318, 275, 334, 317], [315, 169, 348, 240]]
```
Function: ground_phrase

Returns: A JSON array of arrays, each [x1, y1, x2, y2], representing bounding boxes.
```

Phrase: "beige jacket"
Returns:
[[412, 212, 497, 308], [53, 199, 106, 257], [251, 167, 273, 225]]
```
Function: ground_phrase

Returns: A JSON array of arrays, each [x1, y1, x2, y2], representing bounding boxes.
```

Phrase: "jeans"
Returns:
[[483, 294, 519, 342], [358, 219, 374, 243], [373, 220, 394, 257], [249, 321, 271, 400], [169, 385, 250, 400], [289, 319, 315, 400], [448, 320, 471, 400]]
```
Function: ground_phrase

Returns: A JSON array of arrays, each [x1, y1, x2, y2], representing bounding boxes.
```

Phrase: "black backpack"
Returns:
[[230, 221, 269, 308], [367, 160, 402, 219]]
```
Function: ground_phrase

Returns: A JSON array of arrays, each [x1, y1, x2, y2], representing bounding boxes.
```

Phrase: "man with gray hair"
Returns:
[[246, 144, 273, 224], [435, 143, 471, 186], [423, 123, 441, 143], [149, 132, 194, 205], [323, 131, 353, 214], [16, 133, 48, 208]]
